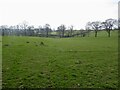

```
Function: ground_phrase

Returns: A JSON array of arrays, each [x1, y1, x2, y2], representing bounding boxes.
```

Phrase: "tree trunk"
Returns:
[[108, 30, 110, 37], [70, 30, 72, 36], [2, 29, 5, 36], [46, 30, 48, 37], [95, 31, 97, 37], [25, 29, 26, 36], [62, 30, 64, 37]]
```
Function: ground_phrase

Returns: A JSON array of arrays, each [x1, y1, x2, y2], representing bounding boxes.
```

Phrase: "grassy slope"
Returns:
[[2, 31, 118, 88]]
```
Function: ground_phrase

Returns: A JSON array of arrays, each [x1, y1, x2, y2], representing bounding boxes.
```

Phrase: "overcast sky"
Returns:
[[0, 0, 119, 29]]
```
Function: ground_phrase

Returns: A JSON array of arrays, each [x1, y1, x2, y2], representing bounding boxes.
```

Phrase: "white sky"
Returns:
[[0, 0, 119, 29]]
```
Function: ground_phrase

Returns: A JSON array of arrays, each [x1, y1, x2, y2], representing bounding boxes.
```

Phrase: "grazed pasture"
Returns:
[[2, 31, 118, 88]]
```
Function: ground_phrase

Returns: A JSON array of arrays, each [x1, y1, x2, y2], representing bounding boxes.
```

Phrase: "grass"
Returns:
[[2, 30, 118, 88]]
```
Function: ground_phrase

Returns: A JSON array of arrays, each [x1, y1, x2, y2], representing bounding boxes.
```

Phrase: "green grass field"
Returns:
[[2, 31, 118, 88]]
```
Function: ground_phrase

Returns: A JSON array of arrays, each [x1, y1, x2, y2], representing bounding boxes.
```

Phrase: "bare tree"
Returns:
[[44, 24, 51, 37], [102, 19, 117, 37], [38, 25, 42, 34], [9, 26, 14, 35], [28, 25, 34, 36], [21, 21, 28, 36], [85, 22, 92, 37], [38, 25, 45, 36], [69, 25, 73, 37], [57, 26, 62, 37], [91, 21, 102, 37], [57, 24, 66, 37], [14, 25, 20, 36], [0, 25, 8, 36]]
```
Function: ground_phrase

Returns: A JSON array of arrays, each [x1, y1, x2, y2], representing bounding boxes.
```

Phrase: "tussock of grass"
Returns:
[[4, 44, 10, 47], [26, 41, 30, 43]]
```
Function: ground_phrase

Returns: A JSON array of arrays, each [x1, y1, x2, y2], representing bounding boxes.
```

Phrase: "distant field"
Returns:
[[2, 30, 118, 88]]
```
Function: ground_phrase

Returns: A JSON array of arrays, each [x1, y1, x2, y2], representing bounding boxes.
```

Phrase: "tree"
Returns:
[[38, 25, 45, 36], [0, 25, 8, 36], [57, 24, 66, 37], [44, 24, 51, 37], [57, 26, 62, 37], [102, 19, 117, 37], [34, 28, 40, 36], [68, 25, 73, 37], [91, 21, 102, 37], [85, 22, 92, 37], [38, 25, 42, 34], [21, 21, 28, 36], [28, 25, 34, 36], [15, 25, 20, 36], [9, 25, 15, 35]]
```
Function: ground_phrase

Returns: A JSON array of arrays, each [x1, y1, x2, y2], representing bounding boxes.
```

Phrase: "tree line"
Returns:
[[85, 18, 118, 37], [0, 18, 118, 37]]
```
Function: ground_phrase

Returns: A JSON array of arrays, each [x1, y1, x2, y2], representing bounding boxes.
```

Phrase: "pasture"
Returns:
[[2, 30, 118, 88]]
